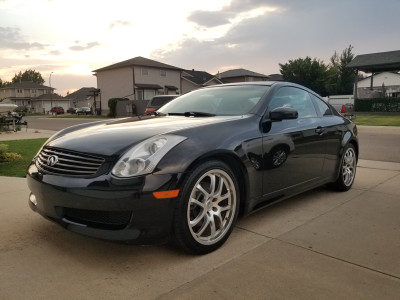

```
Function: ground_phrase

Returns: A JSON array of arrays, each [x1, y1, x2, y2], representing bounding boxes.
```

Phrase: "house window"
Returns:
[[141, 68, 149, 76], [144, 89, 155, 100], [160, 70, 167, 77], [17, 89, 23, 93]]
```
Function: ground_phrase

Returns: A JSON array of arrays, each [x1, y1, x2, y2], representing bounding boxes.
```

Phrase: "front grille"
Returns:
[[62, 207, 132, 230], [36, 147, 105, 177]]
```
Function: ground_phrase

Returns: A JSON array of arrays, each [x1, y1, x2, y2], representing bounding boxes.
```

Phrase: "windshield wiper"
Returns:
[[167, 112, 216, 117]]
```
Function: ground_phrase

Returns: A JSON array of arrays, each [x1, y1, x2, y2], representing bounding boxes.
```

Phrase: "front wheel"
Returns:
[[331, 144, 357, 191], [173, 160, 239, 254]]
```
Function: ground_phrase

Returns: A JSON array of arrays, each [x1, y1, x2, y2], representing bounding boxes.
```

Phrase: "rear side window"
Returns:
[[269, 87, 317, 118], [311, 94, 333, 116]]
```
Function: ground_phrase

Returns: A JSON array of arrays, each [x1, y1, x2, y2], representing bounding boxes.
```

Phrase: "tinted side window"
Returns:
[[269, 87, 317, 118], [311, 94, 333, 116]]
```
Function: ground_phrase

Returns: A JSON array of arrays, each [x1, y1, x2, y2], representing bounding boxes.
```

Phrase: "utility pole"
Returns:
[[49, 72, 53, 114]]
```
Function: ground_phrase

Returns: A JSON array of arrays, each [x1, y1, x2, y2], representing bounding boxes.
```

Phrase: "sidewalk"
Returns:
[[0, 128, 56, 141]]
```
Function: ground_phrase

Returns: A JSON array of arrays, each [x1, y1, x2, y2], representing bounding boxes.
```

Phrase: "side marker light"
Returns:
[[153, 190, 180, 199]]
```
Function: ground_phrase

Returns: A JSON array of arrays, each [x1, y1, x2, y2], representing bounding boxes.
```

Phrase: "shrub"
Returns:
[[0, 144, 22, 162]]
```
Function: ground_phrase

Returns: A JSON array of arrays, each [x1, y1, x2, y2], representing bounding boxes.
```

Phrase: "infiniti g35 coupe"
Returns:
[[27, 82, 358, 254]]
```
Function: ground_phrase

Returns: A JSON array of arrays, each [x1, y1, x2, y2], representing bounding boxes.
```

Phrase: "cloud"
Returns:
[[50, 50, 62, 55], [187, 10, 232, 27], [187, 0, 281, 28], [69, 41, 100, 51], [0, 26, 47, 50], [154, 0, 400, 75], [109, 20, 131, 30]]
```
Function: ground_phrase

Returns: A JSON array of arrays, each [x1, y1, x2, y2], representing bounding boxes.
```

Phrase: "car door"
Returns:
[[262, 86, 327, 197], [310, 93, 343, 179]]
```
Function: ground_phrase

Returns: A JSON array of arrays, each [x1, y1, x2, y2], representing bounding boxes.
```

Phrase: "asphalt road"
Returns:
[[24, 115, 400, 163]]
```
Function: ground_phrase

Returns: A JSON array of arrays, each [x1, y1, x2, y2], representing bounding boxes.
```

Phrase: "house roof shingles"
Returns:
[[93, 56, 183, 73], [34, 93, 66, 100], [183, 70, 220, 85], [218, 68, 268, 79], [0, 81, 52, 90], [347, 50, 400, 72], [66, 87, 97, 100]]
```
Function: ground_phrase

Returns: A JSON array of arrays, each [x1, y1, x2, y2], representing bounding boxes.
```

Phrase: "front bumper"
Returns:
[[27, 163, 181, 244]]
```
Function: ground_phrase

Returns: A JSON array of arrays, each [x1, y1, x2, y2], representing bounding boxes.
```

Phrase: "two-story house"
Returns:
[[0, 81, 52, 107], [93, 57, 183, 114], [0, 81, 71, 113]]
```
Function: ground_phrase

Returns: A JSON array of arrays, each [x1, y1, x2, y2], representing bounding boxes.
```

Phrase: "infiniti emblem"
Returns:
[[47, 155, 59, 166]]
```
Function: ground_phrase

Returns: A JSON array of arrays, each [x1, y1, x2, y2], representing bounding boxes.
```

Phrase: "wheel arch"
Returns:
[[182, 150, 250, 218]]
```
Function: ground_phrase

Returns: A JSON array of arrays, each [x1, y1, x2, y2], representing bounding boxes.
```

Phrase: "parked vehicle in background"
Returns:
[[76, 107, 92, 115], [326, 95, 355, 120], [67, 107, 77, 114], [144, 95, 179, 115], [51, 107, 64, 115]]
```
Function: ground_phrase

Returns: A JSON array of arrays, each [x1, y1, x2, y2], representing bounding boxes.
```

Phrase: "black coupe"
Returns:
[[27, 82, 358, 254]]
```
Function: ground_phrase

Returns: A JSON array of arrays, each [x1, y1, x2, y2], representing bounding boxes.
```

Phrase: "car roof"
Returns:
[[202, 81, 323, 98]]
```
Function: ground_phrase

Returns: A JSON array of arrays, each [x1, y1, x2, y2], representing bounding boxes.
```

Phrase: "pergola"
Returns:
[[347, 50, 400, 99]]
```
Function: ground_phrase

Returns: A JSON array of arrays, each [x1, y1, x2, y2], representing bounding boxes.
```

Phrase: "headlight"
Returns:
[[111, 134, 186, 177]]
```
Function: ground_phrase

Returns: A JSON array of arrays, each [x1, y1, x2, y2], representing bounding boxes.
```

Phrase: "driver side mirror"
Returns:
[[269, 107, 298, 121]]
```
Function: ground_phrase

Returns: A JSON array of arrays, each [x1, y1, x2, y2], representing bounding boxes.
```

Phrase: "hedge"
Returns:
[[355, 98, 400, 112]]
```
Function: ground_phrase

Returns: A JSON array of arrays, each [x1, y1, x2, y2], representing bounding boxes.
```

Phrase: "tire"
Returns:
[[173, 160, 240, 254], [331, 144, 357, 191]]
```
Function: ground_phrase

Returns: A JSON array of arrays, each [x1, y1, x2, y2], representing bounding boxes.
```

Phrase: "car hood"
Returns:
[[47, 116, 241, 156]]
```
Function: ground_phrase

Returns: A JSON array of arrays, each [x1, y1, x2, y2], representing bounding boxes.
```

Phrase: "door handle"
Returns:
[[315, 127, 325, 135]]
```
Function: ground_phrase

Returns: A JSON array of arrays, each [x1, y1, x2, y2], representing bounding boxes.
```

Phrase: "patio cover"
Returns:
[[347, 50, 400, 72]]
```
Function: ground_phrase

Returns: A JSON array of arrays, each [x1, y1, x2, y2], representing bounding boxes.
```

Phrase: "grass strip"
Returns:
[[0, 138, 47, 177]]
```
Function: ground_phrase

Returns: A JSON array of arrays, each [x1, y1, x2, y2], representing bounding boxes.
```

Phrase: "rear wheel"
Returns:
[[331, 144, 357, 191], [173, 160, 239, 254]]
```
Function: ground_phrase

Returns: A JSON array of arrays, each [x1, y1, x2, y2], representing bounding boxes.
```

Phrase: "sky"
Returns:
[[1, 0, 399, 96]]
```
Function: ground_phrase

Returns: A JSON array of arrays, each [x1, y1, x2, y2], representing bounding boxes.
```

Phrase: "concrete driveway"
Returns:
[[1, 159, 400, 299]]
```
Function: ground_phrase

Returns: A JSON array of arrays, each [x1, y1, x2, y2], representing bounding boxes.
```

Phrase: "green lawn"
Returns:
[[0, 138, 47, 177], [354, 113, 400, 126]]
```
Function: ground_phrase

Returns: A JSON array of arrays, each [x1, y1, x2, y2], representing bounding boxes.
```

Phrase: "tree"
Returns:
[[11, 69, 45, 85], [279, 57, 328, 96], [326, 45, 356, 95], [0, 78, 10, 88]]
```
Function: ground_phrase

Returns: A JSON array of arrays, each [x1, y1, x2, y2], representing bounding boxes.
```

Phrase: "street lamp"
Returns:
[[49, 72, 53, 113]]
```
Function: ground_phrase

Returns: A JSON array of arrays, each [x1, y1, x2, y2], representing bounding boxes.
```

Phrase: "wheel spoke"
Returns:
[[196, 183, 210, 198], [196, 215, 211, 236], [209, 174, 216, 195]]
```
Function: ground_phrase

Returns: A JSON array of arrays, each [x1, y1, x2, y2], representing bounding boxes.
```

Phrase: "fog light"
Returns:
[[29, 193, 37, 206]]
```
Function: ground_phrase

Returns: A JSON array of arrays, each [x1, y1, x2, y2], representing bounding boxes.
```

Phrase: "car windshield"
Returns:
[[158, 85, 270, 116]]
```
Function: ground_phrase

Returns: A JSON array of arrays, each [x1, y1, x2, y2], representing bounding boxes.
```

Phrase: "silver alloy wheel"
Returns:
[[342, 147, 356, 186], [187, 169, 237, 245]]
